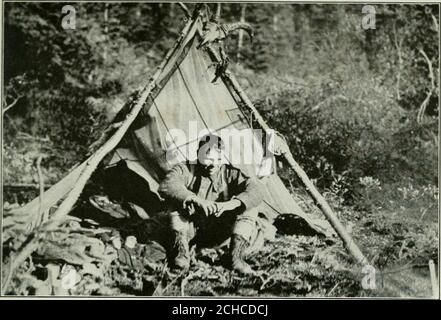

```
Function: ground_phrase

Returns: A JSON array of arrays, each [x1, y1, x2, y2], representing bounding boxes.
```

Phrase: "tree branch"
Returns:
[[417, 48, 435, 124], [393, 22, 404, 101], [432, 14, 439, 33], [2, 95, 23, 114]]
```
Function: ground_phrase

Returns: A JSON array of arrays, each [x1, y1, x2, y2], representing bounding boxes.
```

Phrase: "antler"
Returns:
[[198, 21, 254, 49], [223, 22, 254, 42], [198, 4, 254, 50]]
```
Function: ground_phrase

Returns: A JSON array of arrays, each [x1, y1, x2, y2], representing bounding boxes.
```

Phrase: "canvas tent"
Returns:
[[6, 10, 337, 249]]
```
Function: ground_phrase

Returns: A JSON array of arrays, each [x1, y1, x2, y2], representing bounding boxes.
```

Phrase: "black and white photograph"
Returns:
[[0, 1, 439, 299]]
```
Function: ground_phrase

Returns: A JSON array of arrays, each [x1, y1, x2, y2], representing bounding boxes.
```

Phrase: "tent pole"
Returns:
[[281, 152, 368, 265], [220, 66, 368, 266]]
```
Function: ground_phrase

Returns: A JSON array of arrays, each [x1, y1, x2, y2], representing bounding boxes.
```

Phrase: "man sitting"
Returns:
[[158, 133, 265, 274]]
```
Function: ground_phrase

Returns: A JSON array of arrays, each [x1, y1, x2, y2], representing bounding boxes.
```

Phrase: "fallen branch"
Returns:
[[417, 48, 435, 124], [259, 273, 276, 291], [3, 183, 52, 190], [327, 281, 340, 296]]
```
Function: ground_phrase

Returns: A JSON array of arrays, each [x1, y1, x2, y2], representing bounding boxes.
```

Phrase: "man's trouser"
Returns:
[[168, 207, 265, 255]]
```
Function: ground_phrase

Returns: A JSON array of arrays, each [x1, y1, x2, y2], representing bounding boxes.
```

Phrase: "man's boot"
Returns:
[[171, 231, 190, 270], [229, 234, 254, 274]]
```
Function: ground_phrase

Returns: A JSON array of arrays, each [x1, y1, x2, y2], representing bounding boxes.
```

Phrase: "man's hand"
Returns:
[[213, 199, 243, 217], [184, 195, 218, 216]]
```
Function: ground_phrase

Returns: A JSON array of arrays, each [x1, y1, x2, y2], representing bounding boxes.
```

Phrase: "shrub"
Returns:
[[251, 69, 437, 199]]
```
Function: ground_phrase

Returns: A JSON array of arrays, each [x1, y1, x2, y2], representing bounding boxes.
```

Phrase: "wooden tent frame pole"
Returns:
[[222, 68, 368, 266]]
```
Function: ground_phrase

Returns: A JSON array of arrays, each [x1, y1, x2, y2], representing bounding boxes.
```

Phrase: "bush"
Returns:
[[251, 68, 437, 200]]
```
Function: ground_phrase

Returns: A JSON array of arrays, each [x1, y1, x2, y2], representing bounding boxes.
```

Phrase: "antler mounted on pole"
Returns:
[[197, 3, 253, 83], [198, 4, 253, 49]]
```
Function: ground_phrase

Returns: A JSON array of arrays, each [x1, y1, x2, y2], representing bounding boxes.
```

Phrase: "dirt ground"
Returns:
[[2, 188, 438, 298]]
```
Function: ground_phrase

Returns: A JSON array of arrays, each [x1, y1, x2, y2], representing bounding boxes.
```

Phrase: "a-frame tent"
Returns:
[[5, 10, 335, 246]]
